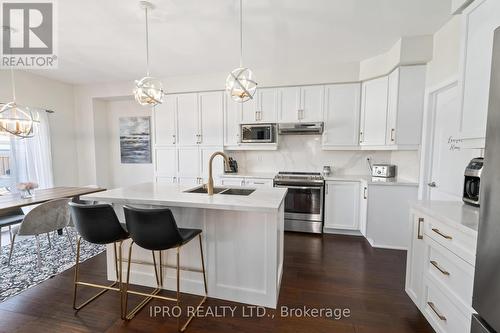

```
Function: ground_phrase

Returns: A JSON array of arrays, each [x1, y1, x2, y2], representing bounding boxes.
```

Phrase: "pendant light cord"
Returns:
[[239, 0, 243, 68], [145, 6, 150, 76]]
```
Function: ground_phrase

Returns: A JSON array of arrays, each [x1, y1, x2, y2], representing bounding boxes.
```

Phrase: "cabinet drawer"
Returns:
[[424, 216, 476, 265], [245, 178, 273, 188], [422, 278, 471, 333], [424, 236, 474, 315]]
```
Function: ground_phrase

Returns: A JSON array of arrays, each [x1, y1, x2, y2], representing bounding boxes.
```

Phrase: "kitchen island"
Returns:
[[82, 182, 287, 308]]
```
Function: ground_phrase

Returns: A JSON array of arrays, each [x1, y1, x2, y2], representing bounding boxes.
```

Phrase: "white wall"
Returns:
[[426, 16, 462, 87], [105, 99, 153, 188], [0, 70, 78, 186]]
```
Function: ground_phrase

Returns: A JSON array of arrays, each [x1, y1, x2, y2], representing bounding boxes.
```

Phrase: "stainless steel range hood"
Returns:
[[278, 122, 324, 135]]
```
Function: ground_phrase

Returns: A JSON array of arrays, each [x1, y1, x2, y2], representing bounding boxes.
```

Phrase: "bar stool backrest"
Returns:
[[123, 206, 183, 251], [69, 202, 128, 244]]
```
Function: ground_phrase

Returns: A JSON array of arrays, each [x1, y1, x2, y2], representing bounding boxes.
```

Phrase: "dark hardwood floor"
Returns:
[[0, 233, 433, 333]]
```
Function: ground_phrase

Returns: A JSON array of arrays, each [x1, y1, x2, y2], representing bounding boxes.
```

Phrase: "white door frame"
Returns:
[[418, 77, 459, 200]]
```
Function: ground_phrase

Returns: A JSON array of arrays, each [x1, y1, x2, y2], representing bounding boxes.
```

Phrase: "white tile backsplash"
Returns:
[[227, 136, 419, 180]]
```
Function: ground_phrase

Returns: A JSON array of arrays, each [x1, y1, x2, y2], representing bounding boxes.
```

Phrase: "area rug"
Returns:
[[0, 232, 105, 302]]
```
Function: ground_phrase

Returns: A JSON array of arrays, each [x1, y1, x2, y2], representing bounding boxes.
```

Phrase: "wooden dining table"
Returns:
[[0, 186, 106, 213]]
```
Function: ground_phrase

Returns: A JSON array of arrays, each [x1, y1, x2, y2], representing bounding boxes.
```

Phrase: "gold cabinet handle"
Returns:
[[432, 228, 452, 240], [359, 131, 364, 143], [417, 217, 424, 239], [427, 302, 446, 321], [430, 260, 450, 276]]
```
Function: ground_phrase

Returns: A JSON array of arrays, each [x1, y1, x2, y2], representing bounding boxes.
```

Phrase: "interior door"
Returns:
[[199, 91, 224, 145], [360, 76, 389, 146], [428, 84, 479, 200], [177, 93, 199, 145], [153, 95, 177, 146]]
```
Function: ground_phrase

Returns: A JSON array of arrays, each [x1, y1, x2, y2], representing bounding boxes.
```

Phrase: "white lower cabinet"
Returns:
[[155, 148, 178, 183], [406, 207, 477, 333], [324, 181, 365, 231]]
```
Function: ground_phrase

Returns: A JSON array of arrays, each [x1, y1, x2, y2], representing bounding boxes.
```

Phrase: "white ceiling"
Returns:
[[33, 0, 451, 85]]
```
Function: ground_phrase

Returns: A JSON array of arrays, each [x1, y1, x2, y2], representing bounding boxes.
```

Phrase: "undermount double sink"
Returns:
[[184, 186, 256, 196]]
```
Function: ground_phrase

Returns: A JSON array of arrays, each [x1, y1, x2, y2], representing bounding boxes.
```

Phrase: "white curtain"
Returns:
[[10, 110, 54, 189]]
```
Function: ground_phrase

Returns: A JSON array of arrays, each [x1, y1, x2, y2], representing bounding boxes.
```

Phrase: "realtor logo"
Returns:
[[1, 1, 57, 68]]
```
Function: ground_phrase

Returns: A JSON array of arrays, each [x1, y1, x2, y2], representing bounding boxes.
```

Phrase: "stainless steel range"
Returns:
[[273, 172, 325, 234]]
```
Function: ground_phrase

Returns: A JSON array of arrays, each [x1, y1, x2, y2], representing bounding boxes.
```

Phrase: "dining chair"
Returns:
[[0, 208, 25, 255], [8, 198, 73, 267]]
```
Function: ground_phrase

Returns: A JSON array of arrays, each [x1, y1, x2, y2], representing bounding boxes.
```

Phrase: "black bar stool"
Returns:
[[68, 202, 129, 317], [122, 205, 207, 332]]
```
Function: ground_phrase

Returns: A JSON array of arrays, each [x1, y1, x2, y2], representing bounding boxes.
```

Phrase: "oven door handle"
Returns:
[[274, 185, 323, 190]]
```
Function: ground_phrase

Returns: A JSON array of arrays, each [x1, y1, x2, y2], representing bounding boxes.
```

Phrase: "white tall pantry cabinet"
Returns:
[[153, 91, 224, 184]]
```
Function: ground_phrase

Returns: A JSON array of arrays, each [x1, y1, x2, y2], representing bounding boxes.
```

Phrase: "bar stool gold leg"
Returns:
[[178, 233, 208, 332], [73, 237, 120, 311], [124, 241, 166, 320], [122, 233, 208, 332]]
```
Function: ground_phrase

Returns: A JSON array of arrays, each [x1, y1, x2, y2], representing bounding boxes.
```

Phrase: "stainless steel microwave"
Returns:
[[240, 124, 276, 143]]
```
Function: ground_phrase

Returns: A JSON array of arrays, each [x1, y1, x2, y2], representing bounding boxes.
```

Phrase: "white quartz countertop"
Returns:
[[81, 182, 287, 213], [411, 200, 480, 234], [324, 174, 419, 187]]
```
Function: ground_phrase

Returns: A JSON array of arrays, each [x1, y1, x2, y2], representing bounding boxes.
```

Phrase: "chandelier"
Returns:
[[225, 0, 257, 103], [0, 28, 39, 139], [133, 1, 164, 106]]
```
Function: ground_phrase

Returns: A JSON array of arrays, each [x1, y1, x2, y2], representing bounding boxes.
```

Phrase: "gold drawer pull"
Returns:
[[432, 228, 452, 240], [430, 260, 450, 276], [428, 302, 447, 321]]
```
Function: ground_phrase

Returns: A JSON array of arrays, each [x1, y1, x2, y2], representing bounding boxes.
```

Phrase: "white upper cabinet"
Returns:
[[242, 88, 278, 123], [300, 85, 324, 122], [360, 76, 389, 146], [386, 66, 426, 147], [279, 85, 324, 123], [199, 91, 224, 146], [359, 66, 425, 148], [177, 93, 199, 145], [279, 87, 301, 122], [460, 0, 500, 140], [224, 94, 242, 146], [322, 83, 361, 148], [153, 96, 177, 146]]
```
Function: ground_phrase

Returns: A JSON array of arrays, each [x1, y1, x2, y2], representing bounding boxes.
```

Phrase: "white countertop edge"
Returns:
[[81, 183, 287, 213], [81, 195, 283, 213], [410, 200, 479, 235]]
